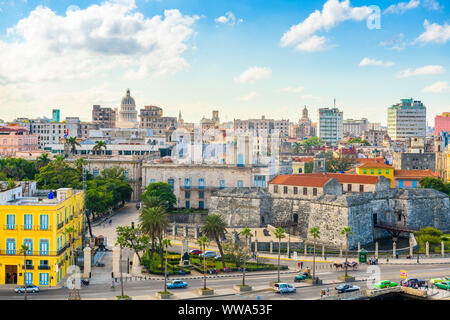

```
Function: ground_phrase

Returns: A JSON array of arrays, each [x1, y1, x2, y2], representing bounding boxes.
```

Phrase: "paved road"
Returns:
[[2, 263, 449, 300]]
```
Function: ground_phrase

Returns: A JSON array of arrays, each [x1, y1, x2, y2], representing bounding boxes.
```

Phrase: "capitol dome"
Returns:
[[121, 89, 136, 107]]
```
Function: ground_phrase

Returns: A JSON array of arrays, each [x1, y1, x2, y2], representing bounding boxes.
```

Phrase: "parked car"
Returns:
[[167, 280, 188, 289], [200, 251, 217, 258], [430, 277, 450, 284], [373, 280, 398, 289], [400, 278, 426, 288], [294, 272, 312, 282], [435, 281, 450, 291], [214, 255, 222, 260], [274, 283, 296, 294], [15, 285, 40, 294], [336, 284, 360, 293], [189, 249, 202, 255]]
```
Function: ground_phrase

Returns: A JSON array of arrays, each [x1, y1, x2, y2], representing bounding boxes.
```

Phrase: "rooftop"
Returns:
[[269, 175, 331, 187], [357, 162, 393, 169], [302, 173, 380, 184], [394, 169, 439, 179]]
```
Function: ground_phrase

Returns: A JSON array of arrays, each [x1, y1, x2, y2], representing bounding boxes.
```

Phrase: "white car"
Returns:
[[15, 285, 40, 294], [274, 283, 296, 294], [199, 251, 217, 258]]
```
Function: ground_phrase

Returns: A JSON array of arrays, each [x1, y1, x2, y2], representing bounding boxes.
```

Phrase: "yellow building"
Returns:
[[356, 162, 394, 188], [0, 187, 84, 287]]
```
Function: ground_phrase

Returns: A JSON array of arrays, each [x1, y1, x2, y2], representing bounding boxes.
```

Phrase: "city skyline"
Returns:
[[0, 0, 449, 125]]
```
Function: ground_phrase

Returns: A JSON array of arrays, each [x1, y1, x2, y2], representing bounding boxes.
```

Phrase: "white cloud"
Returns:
[[234, 67, 271, 83], [397, 65, 444, 78], [295, 35, 327, 52], [423, 0, 442, 10], [359, 58, 394, 67], [415, 20, 450, 44], [215, 11, 243, 26], [301, 94, 322, 101], [379, 33, 407, 51], [0, 0, 199, 83], [423, 81, 449, 93], [280, 0, 373, 51], [384, 0, 420, 14], [281, 86, 305, 93], [238, 91, 257, 101]]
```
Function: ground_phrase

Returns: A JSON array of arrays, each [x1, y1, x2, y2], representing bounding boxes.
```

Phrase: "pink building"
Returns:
[[0, 126, 39, 157], [435, 113, 450, 136]]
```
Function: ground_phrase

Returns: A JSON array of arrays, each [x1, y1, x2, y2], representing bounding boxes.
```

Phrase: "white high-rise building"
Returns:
[[318, 108, 343, 145], [387, 98, 426, 141]]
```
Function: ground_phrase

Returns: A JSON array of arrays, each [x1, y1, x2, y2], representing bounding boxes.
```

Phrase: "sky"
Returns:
[[0, 0, 448, 126]]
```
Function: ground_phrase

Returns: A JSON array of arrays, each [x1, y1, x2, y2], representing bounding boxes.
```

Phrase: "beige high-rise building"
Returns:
[[387, 98, 426, 141]]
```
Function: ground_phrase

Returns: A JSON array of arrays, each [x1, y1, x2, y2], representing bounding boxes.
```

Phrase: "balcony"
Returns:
[[0, 250, 58, 257], [38, 265, 50, 270], [57, 243, 70, 256], [22, 265, 34, 270], [3, 225, 17, 230], [57, 222, 64, 230], [19, 225, 52, 231], [179, 185, 221, 191]]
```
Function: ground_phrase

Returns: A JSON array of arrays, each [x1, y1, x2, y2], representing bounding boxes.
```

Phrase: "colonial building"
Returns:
[[117, 89, 138, 129], [0, 126, 39, 157], [92, 105, 116, 128], [139, 105, 177, 135]]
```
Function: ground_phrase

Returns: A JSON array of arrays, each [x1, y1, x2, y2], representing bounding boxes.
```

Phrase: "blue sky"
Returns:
[[0, 0, 448, 126]]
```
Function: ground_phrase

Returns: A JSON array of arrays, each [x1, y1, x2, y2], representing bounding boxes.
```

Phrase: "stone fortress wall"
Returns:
[[209, 187, 450, 249]]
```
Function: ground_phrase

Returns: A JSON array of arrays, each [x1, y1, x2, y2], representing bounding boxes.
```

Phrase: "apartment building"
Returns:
[[317, 108, 343, 145], [387, 98, 426, 141]]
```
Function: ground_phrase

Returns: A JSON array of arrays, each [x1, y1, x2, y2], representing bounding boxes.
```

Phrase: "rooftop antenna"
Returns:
[[334, 98, 336, 108]]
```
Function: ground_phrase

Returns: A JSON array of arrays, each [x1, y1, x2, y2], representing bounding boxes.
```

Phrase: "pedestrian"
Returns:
[[111, 280, 115, 288], [300, 262, 304, 270]]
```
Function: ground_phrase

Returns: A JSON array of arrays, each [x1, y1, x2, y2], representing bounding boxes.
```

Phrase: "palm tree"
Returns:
[[161, 238, 172, 293], [139, 206, 169, 272], [93, 140, 107, 155], [274, 227, 286, 283], [292, 142, 303, 154], [309, 227, 320, 281], [73, 158, 87, 176], [19, 244, 30, 301], [202, 214, 227, 270], [66, 137, 81, 155], [341, 227, 353, 277], [141, 194, 164, 209], [36, 153, 51, 169], [240, 228, 252, 287], [115, 236, 128, 298], [197, 236, 209, 290]]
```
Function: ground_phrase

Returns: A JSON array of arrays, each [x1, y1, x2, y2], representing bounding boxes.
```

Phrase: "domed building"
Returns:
[[117, 89, 138, 128]]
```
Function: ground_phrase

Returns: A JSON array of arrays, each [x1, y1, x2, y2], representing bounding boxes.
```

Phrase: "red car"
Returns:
[[190, 249, 202, 255]]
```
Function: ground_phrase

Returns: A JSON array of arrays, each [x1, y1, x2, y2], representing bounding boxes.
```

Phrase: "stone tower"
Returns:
[[313, 152, 326, 173]]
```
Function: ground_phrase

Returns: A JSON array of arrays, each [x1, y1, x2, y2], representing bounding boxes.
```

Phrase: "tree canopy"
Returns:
[[142, 182, 176, 210]]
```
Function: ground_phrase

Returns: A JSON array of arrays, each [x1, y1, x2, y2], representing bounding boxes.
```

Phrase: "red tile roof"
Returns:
[[357, 162, 393, 169], [356, 157, 385, 164], [301, 173, 380, 184], [394, 169, 439, 179], [292, 157, 314, 162], [269, 175, 331, 187]]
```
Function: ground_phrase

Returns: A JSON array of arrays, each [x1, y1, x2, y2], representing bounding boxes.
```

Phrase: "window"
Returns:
[[185, 191, 190, 199], [219, 180, 225, 189], [184, 178, 191, 189], [123, 171, 129, 181], [168, 179, 174, 190], [386, 170, 389, 174], [6, 214, 15, 229], [274, 185, 278, 193], [6, 238, 16, 254], [378, 169, 382, 174], [303, 187, 307, 195], [199, 178, 205, 189], [313, 188, 317, 196], [39, 273, 49, 286], [363, 169, 367, 174], [370, 169, 374, 174], [283, 186, 288, 194], [39, 239, 49, 256], [24, 239, 33, 255], [93, 169, 99, 178], [185, 201, 190, 209], [294, 187, 298, 195], [347, 184, 352, 192], [359, 185, 364, 192], [237, 180, 243, 188], [397, 214, 402, 222], [25, 272, 33, 285], [24, 214, 32, 230], [199, 191, 204, 199], [199, 201, 204, 209]]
